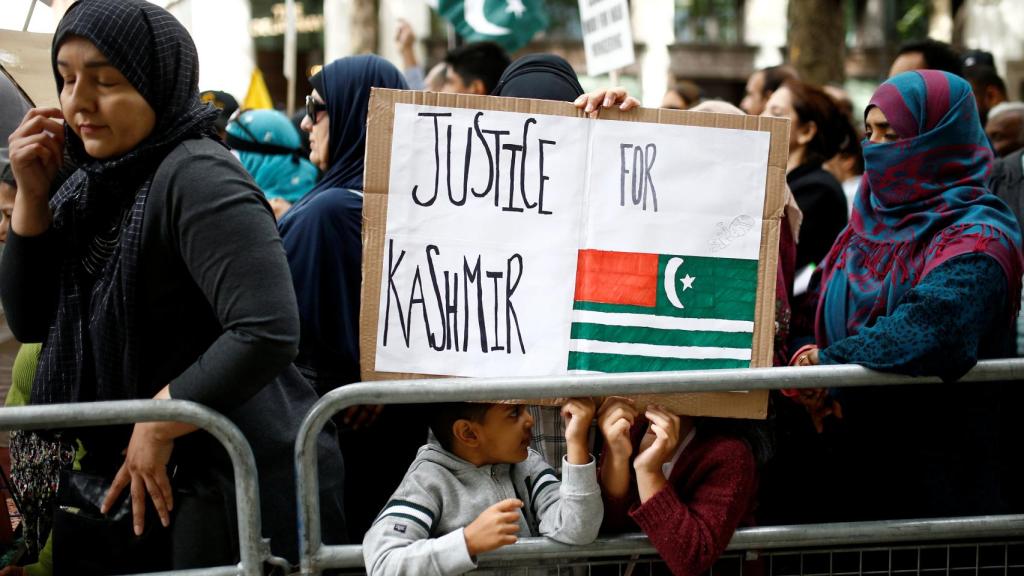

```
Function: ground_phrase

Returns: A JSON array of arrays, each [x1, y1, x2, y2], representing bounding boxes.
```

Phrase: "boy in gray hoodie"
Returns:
[[362, 399, 602, 575]]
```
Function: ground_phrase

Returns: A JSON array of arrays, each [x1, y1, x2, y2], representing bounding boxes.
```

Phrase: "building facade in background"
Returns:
[[7, 0, 1022, 112]]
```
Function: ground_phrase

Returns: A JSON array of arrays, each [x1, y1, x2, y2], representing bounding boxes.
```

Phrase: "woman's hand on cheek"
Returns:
[[8, 108, 65, 236], [102, 422, 176, 535], [8, 108, 65, 199]]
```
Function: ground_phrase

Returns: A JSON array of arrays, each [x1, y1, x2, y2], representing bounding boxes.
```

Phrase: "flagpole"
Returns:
[[23, 0, 38, 31], [446, 22, 457, 50], [284, 0, 297, 115]]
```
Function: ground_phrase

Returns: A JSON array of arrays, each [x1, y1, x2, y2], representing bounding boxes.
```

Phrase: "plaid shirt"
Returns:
[[528, 405, 598, 475]]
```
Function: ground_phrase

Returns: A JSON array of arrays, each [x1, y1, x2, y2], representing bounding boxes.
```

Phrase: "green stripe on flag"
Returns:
[[568, 352, 750, 373], [573, 297, 754, 322], [570, 322, 753, 349]]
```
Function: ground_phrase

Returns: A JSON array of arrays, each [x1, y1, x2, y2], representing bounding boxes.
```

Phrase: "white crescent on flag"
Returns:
[[464, 0, 511, 36], [664, 257, 685, 309]]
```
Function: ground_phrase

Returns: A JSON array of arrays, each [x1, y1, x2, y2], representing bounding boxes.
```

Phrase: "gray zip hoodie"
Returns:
[[362, 441, 602, 576]]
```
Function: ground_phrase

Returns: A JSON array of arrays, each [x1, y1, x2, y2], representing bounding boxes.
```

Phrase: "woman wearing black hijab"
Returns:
[[492, 53, 585, 101], [3, 0, 345, 570], [278, 55, 426, 541]]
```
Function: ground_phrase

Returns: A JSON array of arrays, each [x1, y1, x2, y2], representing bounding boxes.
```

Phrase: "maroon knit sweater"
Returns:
[[601, 429, 758, 576]]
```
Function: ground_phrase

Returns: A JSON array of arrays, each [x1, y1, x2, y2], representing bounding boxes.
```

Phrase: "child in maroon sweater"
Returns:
[[598, 397, 758, 576]]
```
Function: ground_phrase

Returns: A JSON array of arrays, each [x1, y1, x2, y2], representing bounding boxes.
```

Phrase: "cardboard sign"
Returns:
[[361, 89, 789, 419], [578, 0, 635, 77]]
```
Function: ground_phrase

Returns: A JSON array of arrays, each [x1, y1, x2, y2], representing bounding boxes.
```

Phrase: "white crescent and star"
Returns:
[[465, 0, 512, 36], [664, 257, 697, 310], [506, 0, 526, 18]]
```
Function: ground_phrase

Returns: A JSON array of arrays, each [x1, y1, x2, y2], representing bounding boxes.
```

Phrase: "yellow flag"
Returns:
[[243, 69, 274, 110]]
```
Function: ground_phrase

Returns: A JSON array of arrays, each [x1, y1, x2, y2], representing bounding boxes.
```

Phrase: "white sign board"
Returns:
[[578, 0, 635, 77], [374, 103, 770, 378]]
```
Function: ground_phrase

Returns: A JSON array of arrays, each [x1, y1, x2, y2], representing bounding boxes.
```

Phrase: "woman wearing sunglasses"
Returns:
[[278, 55, 426, 541], [2, 0, 347, 570]]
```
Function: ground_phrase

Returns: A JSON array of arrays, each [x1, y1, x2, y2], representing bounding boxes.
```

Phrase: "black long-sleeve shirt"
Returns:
[[0, 137, 344, 561], [2, 138, 299, 411]]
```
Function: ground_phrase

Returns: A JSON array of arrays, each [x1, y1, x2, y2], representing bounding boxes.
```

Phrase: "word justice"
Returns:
[[410, 111, 559, 215]]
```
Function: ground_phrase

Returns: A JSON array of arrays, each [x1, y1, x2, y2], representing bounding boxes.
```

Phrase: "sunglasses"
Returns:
[[306, 94, 327, 123]]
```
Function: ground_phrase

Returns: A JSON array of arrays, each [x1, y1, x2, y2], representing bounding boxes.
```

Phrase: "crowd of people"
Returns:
[[1, 0, 1023, 574]]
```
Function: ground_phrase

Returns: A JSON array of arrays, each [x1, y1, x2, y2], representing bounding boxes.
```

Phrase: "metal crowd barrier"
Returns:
[[472, 538, 1024, 575], [0, 399, 278, 576], [294, 358, 1024, 575]]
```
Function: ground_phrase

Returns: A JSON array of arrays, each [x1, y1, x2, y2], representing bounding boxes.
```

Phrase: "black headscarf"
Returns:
[[491, 54, 584, 102], [276, 55, 406, 392], [302, 54, 407, 195], [33, 0, 219, 405]]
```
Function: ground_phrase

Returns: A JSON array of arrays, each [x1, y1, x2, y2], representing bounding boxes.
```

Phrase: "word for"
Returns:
[[382, 239, 527, 355], [411, 112, 558, 215], [619, 143, 658, 211]]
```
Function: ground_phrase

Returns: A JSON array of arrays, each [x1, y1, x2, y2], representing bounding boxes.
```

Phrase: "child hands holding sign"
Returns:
[[363, 398, 601, 576], [598, 397, 759, 576]]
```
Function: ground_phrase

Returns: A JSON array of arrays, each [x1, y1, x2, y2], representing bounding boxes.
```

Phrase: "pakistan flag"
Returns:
[[435, 0, 549, 52], [570, 249, 759, 373]]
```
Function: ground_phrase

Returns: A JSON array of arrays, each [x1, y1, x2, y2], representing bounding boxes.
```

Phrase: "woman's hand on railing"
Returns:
[[784, 345, 843, 432], [791, 345, 820, 367], [103, 421, 176, 535], [102, 385, 198, 535]]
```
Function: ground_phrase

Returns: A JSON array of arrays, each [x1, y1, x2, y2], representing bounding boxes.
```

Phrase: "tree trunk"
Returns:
[[350, 0, 379, 55], [788, 0, 846, 85]]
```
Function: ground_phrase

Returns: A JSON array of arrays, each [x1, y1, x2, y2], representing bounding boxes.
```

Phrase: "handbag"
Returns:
[[51, 468, 172, 575]]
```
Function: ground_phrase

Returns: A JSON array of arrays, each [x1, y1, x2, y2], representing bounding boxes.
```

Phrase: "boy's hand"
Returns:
[[632, 405, 681, 475], [597, 397, 637, 461], [464, 499, 522, 557], [562, 397, 596, 465]]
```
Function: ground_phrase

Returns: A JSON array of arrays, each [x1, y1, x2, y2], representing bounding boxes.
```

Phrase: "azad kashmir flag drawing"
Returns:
[[570, 249, 757, 373], [431, 0, 549, 52]]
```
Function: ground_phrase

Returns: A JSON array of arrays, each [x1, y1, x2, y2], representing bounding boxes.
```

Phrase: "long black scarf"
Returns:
[[32, 0, 219, 405]]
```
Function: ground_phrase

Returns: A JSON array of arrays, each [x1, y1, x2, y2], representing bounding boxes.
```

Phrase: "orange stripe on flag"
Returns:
[[574, 250, 659, 307]]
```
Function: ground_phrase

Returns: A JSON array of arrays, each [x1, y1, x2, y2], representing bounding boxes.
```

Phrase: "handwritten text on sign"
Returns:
[[376, 104, 770, 378], [578, 0, 635, 76]]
